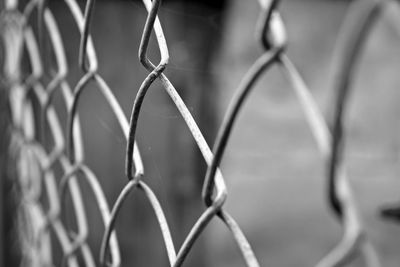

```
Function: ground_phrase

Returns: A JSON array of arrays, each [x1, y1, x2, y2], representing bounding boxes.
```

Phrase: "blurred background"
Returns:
[[2, 0, 400, 266]]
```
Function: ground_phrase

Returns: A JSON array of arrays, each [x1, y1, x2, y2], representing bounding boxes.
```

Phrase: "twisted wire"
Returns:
[[1, 0, 397, 266]]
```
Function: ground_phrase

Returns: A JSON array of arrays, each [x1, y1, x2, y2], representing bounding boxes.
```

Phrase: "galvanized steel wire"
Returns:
[[0, 0, 396, 266]]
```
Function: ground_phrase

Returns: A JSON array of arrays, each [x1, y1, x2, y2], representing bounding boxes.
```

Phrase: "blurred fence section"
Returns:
[[1, 0, 400, 266]]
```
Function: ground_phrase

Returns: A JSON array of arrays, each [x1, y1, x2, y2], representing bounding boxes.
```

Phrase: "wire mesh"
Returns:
[[0, 0, 397, 266]]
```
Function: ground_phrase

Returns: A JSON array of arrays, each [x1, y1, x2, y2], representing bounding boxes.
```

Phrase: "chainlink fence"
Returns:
[[1, 0, 399, 266]]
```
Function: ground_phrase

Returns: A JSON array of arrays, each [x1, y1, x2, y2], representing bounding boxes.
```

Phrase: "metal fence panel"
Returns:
[[1, 0, 397, 266]]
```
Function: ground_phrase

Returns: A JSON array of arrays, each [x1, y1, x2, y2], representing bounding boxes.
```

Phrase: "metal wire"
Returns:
[[0, 0, 396, 266]]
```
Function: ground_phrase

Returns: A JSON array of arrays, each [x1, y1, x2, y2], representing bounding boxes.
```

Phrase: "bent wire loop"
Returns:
[[2, 0, 398, 266], [125, 0, 167, 181], [99, 179, 176, 267], [28, 7, 91, 267], [27, 5, 94, 265], [63, 0, 144, 174], [5, 4, 75, 267], [320, 0, 385, 266], [59, 163, 120, 267]]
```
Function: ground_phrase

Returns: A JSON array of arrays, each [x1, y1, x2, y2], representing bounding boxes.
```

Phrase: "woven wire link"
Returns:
[[0, 0, 396, 266]]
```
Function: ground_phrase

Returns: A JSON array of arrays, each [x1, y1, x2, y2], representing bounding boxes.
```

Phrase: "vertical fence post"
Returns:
[[0, 79, 17, 267], [0, 2, 4, 264], [0, 5, 24, 265], [0, 91, 5, 267]]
